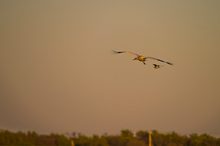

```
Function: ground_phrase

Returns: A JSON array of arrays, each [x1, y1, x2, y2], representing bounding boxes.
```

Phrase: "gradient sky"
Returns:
[[1, 0, 220, 136]]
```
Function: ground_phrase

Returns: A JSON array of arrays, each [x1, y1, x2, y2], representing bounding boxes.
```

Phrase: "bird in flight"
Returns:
[[112, 50, 173, 68]]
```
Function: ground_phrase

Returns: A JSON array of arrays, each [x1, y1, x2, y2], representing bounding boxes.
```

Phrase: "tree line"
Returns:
[[0, 129, 219, 146]]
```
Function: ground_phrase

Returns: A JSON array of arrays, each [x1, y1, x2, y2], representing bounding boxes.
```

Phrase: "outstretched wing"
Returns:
[[146, 57, 173, 65], [112, 50, 126, 54], [112, 50, 140, 57]]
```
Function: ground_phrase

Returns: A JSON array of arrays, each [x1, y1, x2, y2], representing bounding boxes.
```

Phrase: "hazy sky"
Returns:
[[1, 0, 220, 136]]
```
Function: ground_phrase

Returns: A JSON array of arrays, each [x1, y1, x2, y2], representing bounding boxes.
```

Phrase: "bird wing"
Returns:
[[146, 57, 173, 65], [112, 50, 140, 56], [153, 64, 160, 68], [153, 64, 164, 69]]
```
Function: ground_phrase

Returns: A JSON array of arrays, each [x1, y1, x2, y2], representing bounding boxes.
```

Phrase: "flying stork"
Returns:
[[112, 50, 173, 68]]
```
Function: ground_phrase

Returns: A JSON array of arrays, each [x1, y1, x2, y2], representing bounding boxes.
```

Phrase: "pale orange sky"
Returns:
[[0, 0, 220, 136]]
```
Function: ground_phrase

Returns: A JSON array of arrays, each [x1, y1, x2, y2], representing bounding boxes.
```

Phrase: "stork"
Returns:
[[112, 50, 173, 67]]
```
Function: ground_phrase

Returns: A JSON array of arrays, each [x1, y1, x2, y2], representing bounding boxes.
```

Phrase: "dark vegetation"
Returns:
[[0, 129, 219, 146]]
